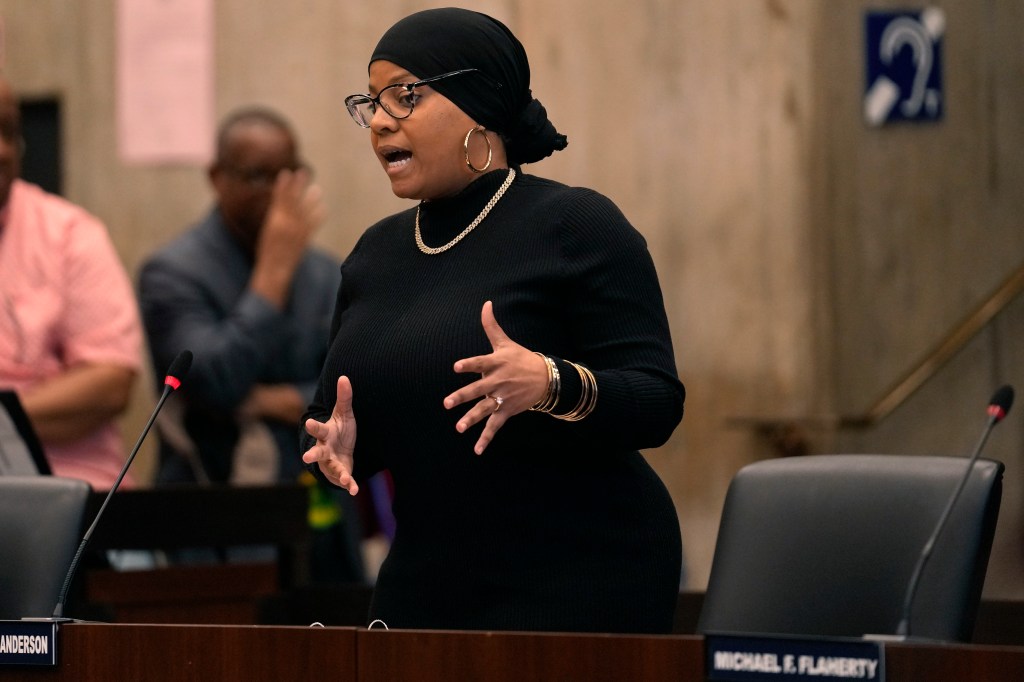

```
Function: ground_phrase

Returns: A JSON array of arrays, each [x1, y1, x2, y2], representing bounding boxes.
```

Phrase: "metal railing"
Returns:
[[730, 261, 1024, 456]]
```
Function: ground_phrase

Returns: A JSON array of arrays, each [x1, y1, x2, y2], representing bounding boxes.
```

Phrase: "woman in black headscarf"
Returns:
[[303, 7, 684, 634]]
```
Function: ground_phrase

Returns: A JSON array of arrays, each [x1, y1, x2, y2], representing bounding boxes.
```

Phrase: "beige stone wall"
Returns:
[[816, 0, 1024, 599], [2, 0, 1022, 600]]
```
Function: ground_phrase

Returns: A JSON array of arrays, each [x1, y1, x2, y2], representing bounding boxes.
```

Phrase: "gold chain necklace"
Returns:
[[414, 168, 516, 255]]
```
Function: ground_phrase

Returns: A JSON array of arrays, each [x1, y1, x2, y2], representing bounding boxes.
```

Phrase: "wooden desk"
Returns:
[[4, 624, 1024, 681], [356, 629, 703, 682], [2, 623, 355, 681], [885, 639, 1024, 680], [76, 484, 310, 624]]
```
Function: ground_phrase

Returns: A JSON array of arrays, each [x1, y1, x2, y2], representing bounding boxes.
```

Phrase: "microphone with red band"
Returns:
[[164, 372, 184, 391], [894, 384, 1014, 638], [50, 350, 193, 620], [986, 384, 1014, 423]]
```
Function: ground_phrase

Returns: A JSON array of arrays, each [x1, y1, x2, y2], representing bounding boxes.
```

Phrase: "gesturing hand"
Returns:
[[443, 301, 549, 455], [302, 375, 359, 494]]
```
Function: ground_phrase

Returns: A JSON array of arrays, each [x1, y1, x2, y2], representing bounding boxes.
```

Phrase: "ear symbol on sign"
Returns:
[[879, 16, 937, 118]]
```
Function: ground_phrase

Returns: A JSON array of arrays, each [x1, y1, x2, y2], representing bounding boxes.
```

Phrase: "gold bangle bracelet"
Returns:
[[529, 352, 561, 413], [528, 352, 551, 411], [539, 355, 560, 413], [552, 361, 598, 422]]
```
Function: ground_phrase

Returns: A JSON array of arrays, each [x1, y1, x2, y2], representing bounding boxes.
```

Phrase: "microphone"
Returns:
[[893, 384, 1014, 638], [48, 349, 193, 620]]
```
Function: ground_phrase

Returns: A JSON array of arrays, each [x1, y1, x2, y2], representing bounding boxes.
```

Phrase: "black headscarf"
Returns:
[[370, 7, 567, 166]]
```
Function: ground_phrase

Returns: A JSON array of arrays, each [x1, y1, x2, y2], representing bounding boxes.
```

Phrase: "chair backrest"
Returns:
[[0, 476, 91, 619], [697, 454, 1003, 642]]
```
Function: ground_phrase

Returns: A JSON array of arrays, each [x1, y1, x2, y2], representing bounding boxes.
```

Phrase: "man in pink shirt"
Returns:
[[0, 74, 142, 489]]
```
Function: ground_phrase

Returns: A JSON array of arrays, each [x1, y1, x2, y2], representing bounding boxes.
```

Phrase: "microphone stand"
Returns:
[[893, 386, 1013, 638], [48, 350, 192, 621]]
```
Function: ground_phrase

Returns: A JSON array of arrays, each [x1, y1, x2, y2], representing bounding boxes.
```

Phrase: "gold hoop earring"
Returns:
[[463, 125, 492, 173]]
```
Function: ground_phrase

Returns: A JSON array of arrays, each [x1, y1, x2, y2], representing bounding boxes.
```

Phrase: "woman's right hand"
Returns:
[[302, 375, 359, 495]]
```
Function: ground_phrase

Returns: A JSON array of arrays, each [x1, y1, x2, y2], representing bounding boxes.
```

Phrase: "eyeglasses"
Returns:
[[222, 162, 310, 190], [344, 68, 502, 128]]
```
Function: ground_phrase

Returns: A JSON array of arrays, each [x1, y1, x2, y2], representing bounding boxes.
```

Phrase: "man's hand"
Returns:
[[250, 168, 326, 308]]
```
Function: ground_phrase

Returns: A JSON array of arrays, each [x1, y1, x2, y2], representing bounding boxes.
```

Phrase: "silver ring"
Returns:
[[489, 395, 504, 413]]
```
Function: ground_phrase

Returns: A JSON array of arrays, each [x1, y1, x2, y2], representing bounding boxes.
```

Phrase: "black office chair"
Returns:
[[0, 476, 91, 619], [697, 454, 1003, 642]]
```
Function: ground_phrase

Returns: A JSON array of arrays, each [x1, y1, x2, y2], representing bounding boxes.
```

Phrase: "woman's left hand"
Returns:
[[444, 300, 549, 455]]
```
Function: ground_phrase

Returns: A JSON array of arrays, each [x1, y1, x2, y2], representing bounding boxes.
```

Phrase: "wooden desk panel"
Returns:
[[885, 640, 1024, 681], [86, 563, 279, 624], [356, 629, 704, 682], [4, 624, 1024, 681], [2, 623, 356, 681]]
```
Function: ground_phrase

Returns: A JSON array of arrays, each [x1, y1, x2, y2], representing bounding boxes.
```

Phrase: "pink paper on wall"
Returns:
[[117, 0, 214, 165]]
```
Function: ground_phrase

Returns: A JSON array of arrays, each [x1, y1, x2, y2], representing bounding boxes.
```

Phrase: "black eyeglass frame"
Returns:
[[344, 68, 502, 128]]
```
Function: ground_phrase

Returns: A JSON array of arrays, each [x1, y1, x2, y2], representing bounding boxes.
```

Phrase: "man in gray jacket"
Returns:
[[139, 107, 338, 486], [139, 107, 369, 582]]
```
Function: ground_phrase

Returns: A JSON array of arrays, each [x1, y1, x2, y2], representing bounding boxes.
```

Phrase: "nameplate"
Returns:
[[0, 620, 59, 666], [705, 633, 883, 681]]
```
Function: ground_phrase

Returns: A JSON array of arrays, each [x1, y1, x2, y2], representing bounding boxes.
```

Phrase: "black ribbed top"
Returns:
[[304, 169, 684, 633]]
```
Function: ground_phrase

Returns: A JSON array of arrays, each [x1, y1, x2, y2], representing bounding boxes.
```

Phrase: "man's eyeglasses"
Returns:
[[222, 162, 310, 190], [344, 68, 502, 128]]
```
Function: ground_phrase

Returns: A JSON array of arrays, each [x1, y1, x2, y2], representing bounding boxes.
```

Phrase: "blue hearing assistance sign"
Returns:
[[863, 8, 944, 127]]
